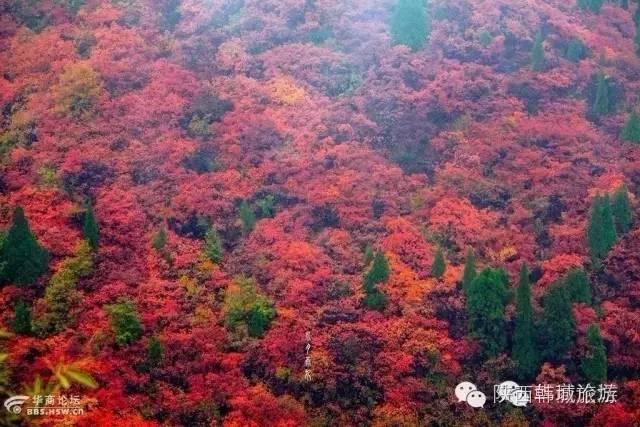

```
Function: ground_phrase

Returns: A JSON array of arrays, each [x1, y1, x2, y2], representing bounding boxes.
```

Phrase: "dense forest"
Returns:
[[0, 0, 640, 425]]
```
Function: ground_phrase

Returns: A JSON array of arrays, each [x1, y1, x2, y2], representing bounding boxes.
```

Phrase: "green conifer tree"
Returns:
[[466, 268, 509, 357], [531, 32, 545, 72], [83, 202, 99, 250], [621, 111, 640, 143], [391, 0, 430, 51], [33, 241, 93, 336], [105, 299, 143, 347], [513, 265, 538, 381], [239, 200, 256, 235], [540, 284, 574, 362], [587, 194, 605, 259], [363, 251, 390, 310], [11, 300, 32, 335], [578, 0, 603, 12], [0, 206, 48, 286], [601, 194, 617, 251], [581, 323, 607, 384], [611, 185, 633, 234], [565, 38, 586, 62], [461, 247, 476, 292], [256, 195, 276, 218], [635, 18, 640, 56], [224, 276, 275, 338], [363, 244, 374, 266], [592, 72, 610, 117], [431, 247, 446, 280], [591, 0, 604, 12], [204, 227, 223, 263], [147, 336, 163, 368], [587, 194, 617, 261], [564, 268, 592, 304], [152, 227, 167, 252], [577, 0, 590, 10]]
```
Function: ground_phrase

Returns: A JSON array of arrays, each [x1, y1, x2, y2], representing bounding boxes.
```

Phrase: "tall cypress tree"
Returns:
[[581, 323, 607, 384], [204, 226, 223, 263], [239, 201, 256, 235], [83, 202, 99, 250], [363, 251, 389, 310], [147, 336, 164, 368], [466, 268, 509, 357], [391, 0, 430, 52], [461, 248, 476, 292], [0, 206, 48, 286], [564, 268, 592, 304], [635, 19, 640, 56], [591, 0, 604, 12], [577, 0, 590, 10], [601, 194, 617, 251], [587, 194, 617, 261], [531, 32, 545, 72], [431, 247, 446, 280], [565, 38, 586, 62], [592, 73, 610, 117], [611, 185, 633, 234], [11, 300, 32, 335], [513, 264, 538, 381], [587, 195, 605, 259], [152, 227, 167, 252], [540, 284, 574, 362], [621, 111, 640, 143], [363, 244, 374, 266], [577, 0, 603, 13]]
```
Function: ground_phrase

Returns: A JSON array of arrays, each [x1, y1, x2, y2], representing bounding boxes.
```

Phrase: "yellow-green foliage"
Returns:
[[38, 164, 60, 187], [24, 359, 98, 400], [224, 276, 275, 338], [0, 111, 37, 158], [53, 64, 103, 119], [34, 241, 93, 336]]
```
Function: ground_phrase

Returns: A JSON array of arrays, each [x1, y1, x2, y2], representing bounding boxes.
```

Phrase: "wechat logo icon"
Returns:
[[455, 382, 486, 408]]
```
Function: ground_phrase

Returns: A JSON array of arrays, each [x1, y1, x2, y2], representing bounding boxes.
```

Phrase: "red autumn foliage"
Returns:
[[0, 0, 639, 425]]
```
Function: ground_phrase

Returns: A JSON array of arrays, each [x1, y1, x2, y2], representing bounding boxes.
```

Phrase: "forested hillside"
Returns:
[[1, 0, 640, 425]]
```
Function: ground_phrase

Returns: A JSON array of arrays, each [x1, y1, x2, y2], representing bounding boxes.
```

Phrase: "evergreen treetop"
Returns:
[[621, 111, 640, 143], [611, 185, 633, 234], [581, 323, 607, 384], [0, 206, 48, 286], [363, 251, 390, 310], [513, 264, 538, 381], [461, 247, 476, 292], [564, 268, 592, 304], [540, 284, 574, 362], [239, 200, 256, 235], [204, 226, 223, 263], [391, 0, 431, 52], [466, 267, 509, 357], [431, 247, 446, 279], [587, 194, 617, 261], [592, 72, 611, 117], [531, 32, 545, 72], [83, 202, 99, 250], [11, 300, 32, 335]]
